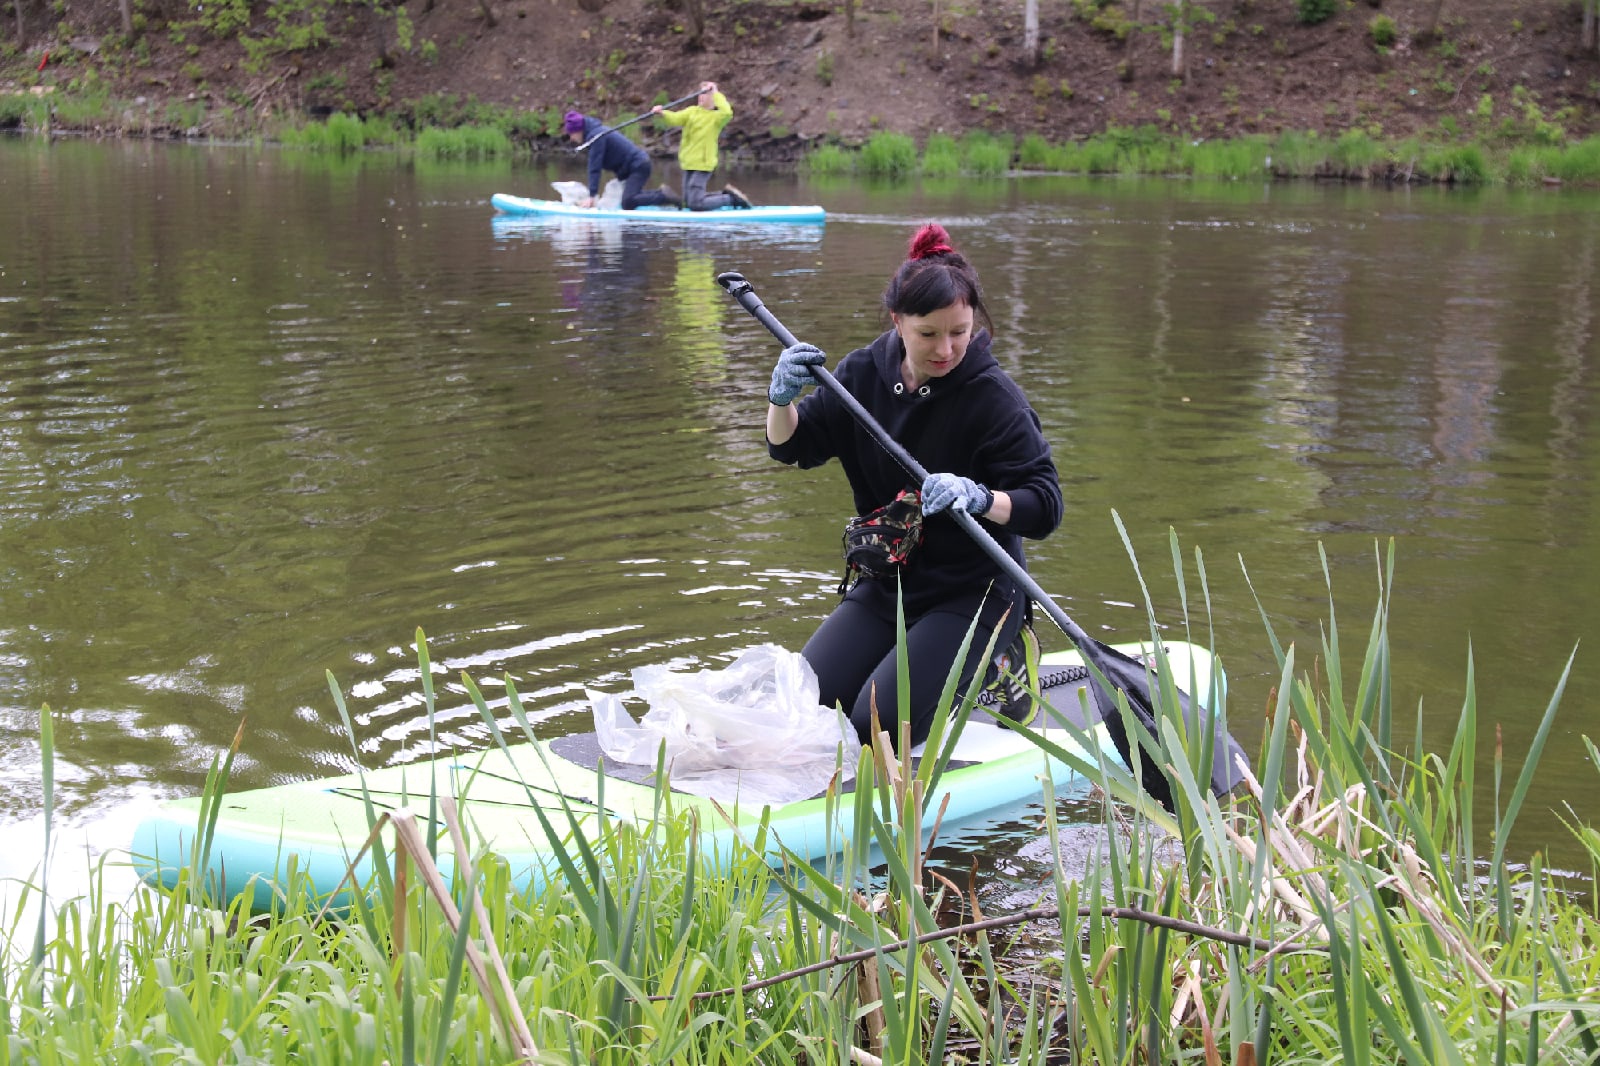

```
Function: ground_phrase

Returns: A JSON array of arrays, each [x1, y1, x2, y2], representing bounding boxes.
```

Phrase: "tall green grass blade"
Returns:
[[1366, 877, 1441, 1064], [1488, 646, 1573, 886], [414, 628, 442, 858], [326, 668, 396, 908], [1542, 939, 1600, 1059], [607, 845, 653, 1031], [31, 704, 54, 968], [1317, 543, 1346, 723], [1255, 957, 1276, 1066], [400, 953, 416, 1066], [927, 974, 956, 1065], [1239, 555, 1290, 666], [431, 892, 477, 1066]]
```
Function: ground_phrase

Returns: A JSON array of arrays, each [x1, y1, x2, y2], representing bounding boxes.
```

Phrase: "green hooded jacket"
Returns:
[[656, 91, 733, 173]]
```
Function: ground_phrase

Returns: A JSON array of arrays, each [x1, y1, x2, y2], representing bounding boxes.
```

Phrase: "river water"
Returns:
[[2, 137, 1597, 894]]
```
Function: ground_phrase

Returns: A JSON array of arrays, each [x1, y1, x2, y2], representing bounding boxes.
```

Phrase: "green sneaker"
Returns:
[[989, 625, 1042, 726]]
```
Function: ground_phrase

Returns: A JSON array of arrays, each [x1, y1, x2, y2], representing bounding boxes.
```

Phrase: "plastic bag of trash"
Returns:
[[550, 178, 622, 209], [588, 644, 860, 807]]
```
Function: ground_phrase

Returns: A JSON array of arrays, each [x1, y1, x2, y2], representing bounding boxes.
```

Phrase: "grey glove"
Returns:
[[921, 472, 993, 516], [768, 343, 826, 406]]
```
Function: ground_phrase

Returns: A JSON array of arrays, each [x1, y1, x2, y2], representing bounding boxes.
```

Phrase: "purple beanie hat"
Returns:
[[563, 110, 585, 134]]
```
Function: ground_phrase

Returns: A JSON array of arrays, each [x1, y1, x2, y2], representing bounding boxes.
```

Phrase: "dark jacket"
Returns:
[[581, 117, 650, 196], [769, 329, 1062, 617]]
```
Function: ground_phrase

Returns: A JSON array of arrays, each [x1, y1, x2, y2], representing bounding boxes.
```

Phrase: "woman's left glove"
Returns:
[[921, 473, 994, 516]]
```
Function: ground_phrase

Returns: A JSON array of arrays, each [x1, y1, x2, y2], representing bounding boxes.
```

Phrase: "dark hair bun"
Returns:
[[908, 223, 956, 261]]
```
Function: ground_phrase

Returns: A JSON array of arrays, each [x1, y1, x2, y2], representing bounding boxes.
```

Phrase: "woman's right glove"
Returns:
[[920, 472, 994, 516], [768, 343, 826, 406]]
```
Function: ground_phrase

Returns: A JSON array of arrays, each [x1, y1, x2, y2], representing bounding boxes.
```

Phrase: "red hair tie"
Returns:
[[907, 223, 955, 260]]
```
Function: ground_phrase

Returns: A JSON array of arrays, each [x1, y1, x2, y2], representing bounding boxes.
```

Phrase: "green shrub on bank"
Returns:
[[1187, 134, 1271, 178], [920, 132, 961, 176], [280, 110, 366, 151], [962, 130, 1013, 175], [0, 92, 51, 129], [416, 124, 512, 159], [402, 91, 547, 143], [45, 87, 116, 128], [1017, 132, 1052, 168], [858, 130, 917, 175], [1269, 129, 1325, 175], [1551, 135, 1600, 184], [800, 142, 853, 174], [1295, 0, 1337, 24], [1331, 127, 1384, 175]]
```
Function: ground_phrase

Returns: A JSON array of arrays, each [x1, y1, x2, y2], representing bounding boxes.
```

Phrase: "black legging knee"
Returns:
[[801, 588, 1024, 749]]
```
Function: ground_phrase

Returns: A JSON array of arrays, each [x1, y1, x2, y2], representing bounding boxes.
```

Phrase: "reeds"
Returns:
[[800, 126, 1600, 186], [415, 124, 513, 160], [6, 536, 1597, 1062]]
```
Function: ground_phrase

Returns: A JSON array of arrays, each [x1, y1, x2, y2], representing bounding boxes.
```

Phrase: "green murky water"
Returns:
[[2, 137, 1596, 881]]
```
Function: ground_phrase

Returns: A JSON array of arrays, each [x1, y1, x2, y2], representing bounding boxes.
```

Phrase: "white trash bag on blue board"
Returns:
[[550, 178, 622, 209], [588, 644, 861, 807]]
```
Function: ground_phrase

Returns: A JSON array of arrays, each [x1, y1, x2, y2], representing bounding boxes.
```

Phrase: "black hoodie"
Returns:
[[769, 328, 1063, 617]]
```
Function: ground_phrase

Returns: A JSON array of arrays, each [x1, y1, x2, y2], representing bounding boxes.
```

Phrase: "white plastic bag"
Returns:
[[588, 644, 861, 807], [550, 178, 622, 209]]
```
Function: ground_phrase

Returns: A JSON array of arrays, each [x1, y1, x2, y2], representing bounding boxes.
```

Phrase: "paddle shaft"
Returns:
[[715, 271, 1101, 660], [575, 91, 700, 152], [720, 271, 1251, 805]]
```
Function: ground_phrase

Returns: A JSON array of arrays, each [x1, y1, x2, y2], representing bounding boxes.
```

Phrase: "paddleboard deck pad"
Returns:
[[131, 642, 1219, 910], [490, 192, 826, 224]]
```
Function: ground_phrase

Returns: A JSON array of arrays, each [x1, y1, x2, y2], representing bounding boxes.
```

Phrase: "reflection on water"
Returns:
[[1, 140, 1597, 882]]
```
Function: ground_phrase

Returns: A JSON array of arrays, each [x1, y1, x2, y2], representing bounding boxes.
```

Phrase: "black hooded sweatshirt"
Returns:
[[769, 328, 1063, 619]]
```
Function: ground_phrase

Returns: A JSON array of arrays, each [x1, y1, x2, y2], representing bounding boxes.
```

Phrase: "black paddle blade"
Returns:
[[1078, 636, 1248, 812]]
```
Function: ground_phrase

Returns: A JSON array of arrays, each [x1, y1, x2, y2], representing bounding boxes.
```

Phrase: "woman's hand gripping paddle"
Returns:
[[715, 270, 1249, 811]]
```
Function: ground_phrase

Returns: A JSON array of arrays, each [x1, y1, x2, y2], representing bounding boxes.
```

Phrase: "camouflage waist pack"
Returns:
[[839, 489, 924, 595]]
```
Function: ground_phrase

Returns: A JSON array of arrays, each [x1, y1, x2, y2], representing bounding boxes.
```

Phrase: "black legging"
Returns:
[[802, 580, 1025, 749]]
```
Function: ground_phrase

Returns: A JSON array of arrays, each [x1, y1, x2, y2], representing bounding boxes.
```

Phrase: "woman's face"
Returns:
[[893, 302, 974, 387]]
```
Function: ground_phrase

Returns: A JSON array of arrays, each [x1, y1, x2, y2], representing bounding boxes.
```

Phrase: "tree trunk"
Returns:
[[1023, 0, 1039, 66], [1171, 0, 1195, 79], [476, 0, 497, 29], [15, 0, 25, 47], [681, 0, 704, 47], [1584, 0, 1597, 52], [1424, 0, 1446, 41], [118, 0, 133, 37], [844, 0, 854, 39], [1122, 0, 1143, 76]]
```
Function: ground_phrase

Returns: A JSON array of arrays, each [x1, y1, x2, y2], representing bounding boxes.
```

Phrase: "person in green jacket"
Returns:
[[652, 81, 754, 210]]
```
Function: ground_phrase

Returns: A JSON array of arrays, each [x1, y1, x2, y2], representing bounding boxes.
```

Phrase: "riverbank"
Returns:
[[3, 0, 1597, 173], [9, 89, 1600, 187]]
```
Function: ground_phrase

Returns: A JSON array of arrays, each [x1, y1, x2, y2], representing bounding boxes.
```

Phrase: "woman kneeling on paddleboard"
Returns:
[[765, 223, 1063, 748], [564, 109, 680, 211]]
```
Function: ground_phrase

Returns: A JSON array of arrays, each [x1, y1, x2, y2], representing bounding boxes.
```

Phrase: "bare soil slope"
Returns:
[[8, 0, 1599, 156]]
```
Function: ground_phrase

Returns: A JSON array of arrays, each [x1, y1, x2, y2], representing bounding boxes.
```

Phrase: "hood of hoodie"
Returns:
[[867, 328, 996, 399]]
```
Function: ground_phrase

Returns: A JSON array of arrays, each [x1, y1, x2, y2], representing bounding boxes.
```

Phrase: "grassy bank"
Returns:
[[6, 82, 1600, 186], [0, 86, 557, 159], [806, 124, 1600, 187], [5, 537, 1597, 1063]]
